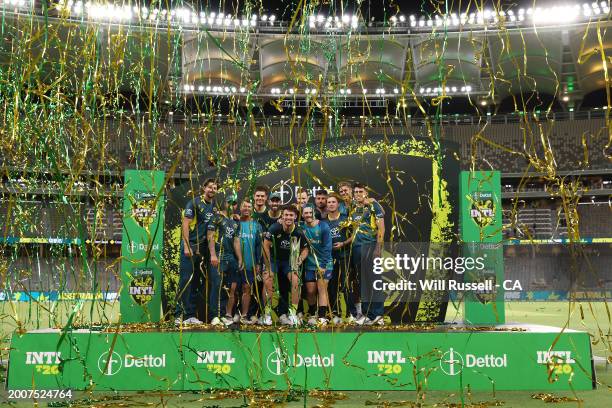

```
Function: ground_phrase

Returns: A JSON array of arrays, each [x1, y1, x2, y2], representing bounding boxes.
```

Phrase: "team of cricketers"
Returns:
[[175, 178, 386, 327]]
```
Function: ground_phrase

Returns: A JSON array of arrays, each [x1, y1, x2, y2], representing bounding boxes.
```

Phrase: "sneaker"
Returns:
[[221, 316, 234, 326], [240, 317, 252, 325], [183, 317, 203, 325], [210, 317, 223, 326], [355, 315, 368, 326], [369, 316, 385, 326], [360, 316, 386, 326], [279, 314, 291, 326], [288, 312, 300, 327], [174, 317, 183, 326], [332, 315, 343, 325], [307, 316, 318, 326], [318, 317, 329, 326], [249, 315, 259, 324], [233, 314, 240, 323], [259, 314, 273, 326], [346, 314, 362, 325]]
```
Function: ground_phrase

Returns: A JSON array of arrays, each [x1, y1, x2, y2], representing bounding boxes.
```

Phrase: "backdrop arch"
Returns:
[[164, 135, 460, 323]]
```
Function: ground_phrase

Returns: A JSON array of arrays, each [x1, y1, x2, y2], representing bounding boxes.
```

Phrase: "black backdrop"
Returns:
[[164, 136, 460, 323]]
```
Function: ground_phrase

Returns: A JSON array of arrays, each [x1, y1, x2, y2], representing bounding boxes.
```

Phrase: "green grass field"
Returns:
[[1, 301, 610, 407]]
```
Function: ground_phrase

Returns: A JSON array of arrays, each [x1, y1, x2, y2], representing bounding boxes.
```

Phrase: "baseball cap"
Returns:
[[270, 192, 282, 200]]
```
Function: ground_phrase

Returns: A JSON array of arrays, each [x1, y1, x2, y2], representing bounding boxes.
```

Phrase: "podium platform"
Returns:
[[7, 323, 595, 391]]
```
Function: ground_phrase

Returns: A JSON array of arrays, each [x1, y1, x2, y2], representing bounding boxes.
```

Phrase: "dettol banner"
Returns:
[[8, 329, 593, 391]]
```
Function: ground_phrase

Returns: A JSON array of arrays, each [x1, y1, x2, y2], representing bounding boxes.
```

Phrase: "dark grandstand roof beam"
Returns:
[[398, 40, 410, 92], [408, 36, 421, 86], [485, 33, 496, 96]]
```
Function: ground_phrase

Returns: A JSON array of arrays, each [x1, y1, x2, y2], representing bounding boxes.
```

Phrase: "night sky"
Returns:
[[158, 1, 555, 21]]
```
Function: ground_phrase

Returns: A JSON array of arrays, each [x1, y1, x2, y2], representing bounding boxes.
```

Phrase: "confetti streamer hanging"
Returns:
[[0, 1, 610, 406]]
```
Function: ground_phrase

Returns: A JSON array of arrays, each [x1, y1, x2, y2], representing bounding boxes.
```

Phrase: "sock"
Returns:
[[318, 306, 329, 318], [308, 304, 317, 316], [355, 302, 362, 316]]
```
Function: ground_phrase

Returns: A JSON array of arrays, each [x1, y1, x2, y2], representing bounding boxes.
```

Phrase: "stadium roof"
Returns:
[[1, 2, 610, 108]]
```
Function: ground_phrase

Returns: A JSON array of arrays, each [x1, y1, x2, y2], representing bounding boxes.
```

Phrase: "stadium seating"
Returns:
[[5, 114, 607, 175], [1, 113, 610, 288]]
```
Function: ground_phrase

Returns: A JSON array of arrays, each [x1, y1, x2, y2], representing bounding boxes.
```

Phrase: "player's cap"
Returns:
[[270, 192, 282, 201]]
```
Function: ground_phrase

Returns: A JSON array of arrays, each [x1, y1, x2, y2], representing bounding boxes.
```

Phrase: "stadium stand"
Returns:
[[504, 244, 612, 292], [2, 114, 610, 174], [577, 203, 612, 238], [1, 112, 610, 292]]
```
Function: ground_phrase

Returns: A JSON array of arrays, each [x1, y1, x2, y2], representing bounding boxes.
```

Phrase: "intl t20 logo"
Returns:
[[469, 191, 495, 228], [367, 350, 409, 375], [25, 351, 62, 375], [536, 350, 575, 375], [128, 267, 155, 305], [472, 270, 497, 304], [196, 350, 236, 374], [130, 191, 158, 230]]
